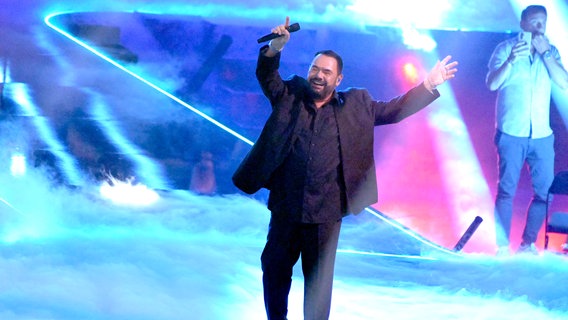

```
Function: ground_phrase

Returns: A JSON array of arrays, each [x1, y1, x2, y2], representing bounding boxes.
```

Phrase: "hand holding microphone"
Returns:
[[258, 17, 301, 53], [257, 22, 301, 43]]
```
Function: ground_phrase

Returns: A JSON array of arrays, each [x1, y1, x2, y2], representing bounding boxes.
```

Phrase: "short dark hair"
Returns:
[[315, 50, 343, 75], [521, 5, 547, 21]]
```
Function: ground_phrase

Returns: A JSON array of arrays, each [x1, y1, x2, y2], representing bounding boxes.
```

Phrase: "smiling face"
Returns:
[[307, 53, 343, 102]]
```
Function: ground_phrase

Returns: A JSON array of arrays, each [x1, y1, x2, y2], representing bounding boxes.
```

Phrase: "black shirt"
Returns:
[[268, 98, 345, 223]]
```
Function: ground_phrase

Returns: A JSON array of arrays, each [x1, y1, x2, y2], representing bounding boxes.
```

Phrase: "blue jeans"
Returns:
[[494, 131, 555, 247]]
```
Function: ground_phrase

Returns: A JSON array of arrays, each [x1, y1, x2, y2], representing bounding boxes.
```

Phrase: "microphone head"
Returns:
[[287, 23, 301, 33]]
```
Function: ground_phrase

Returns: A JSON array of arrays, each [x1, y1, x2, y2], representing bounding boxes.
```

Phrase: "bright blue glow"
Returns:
[[44, 11, 458, 259], [99, 176, 160, 206], [10, 153, 26, 177], [365, 207, 461, 257], [424, 53, 495, 252], [339, 248, 440, 261], [2, 60, 11, 83], [0, 197, 21, 214], [347, 0, 451, 29], [8, 83, 85, 185], [400, 27, 437, 52], [86, 89, 170, 190], [44, 12, 255, 147]]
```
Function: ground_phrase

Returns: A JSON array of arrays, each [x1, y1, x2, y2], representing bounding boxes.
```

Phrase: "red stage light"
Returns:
[[402, 62, 419, 85]]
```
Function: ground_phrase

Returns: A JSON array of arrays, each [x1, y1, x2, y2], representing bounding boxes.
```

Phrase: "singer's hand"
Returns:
[[268, 17, 291, 53], [424, 55, 458, 92]]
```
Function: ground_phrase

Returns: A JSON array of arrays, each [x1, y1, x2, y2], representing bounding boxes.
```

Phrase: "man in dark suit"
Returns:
[[233, 17, 458, 320]]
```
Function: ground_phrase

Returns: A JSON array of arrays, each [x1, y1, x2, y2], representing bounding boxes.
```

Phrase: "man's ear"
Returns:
[[336, 74, 343, 86]]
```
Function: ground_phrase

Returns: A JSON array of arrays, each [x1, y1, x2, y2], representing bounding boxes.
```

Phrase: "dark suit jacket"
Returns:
[[233, 48, 440, 214]]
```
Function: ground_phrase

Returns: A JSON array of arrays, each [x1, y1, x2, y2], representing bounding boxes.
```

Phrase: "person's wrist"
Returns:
[[268, 40, 283, 52], [425, 77, 437, 91], [543, 49, 552, 60]]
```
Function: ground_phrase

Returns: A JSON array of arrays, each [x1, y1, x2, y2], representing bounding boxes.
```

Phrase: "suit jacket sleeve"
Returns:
[[232, 46, 305, 194], [372, 83, 440, 125], [336, 84, 440, 214]]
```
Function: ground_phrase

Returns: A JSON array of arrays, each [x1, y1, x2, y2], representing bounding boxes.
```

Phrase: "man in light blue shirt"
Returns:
[[486, 5, 568, 255]]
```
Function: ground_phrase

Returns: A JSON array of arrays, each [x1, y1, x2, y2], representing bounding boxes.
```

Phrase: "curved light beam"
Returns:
[[44, 11, 464, 260], [44, 12, 255, 147]]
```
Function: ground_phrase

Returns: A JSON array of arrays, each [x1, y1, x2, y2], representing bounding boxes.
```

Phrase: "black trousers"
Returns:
[[261, 214, 342, 320]]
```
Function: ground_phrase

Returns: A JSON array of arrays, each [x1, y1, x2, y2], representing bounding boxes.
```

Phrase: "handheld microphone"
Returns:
[[257, 23, 301, 43]]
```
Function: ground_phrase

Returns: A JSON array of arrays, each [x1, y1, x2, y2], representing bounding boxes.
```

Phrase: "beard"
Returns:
[[308, 78, 333, 101]]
